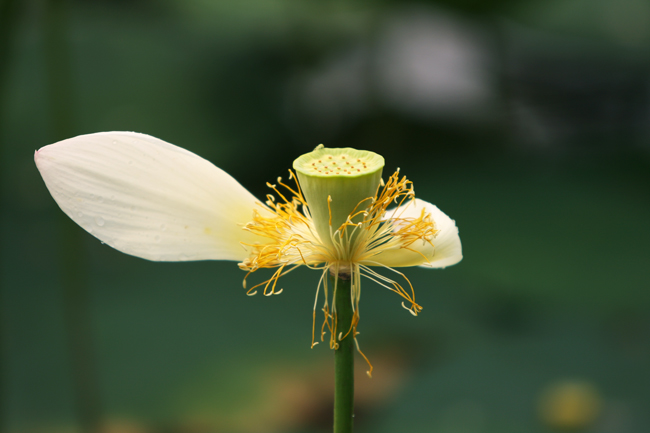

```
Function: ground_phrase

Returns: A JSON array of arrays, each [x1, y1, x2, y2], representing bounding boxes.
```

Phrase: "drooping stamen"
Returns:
[[239, 165, 435, 375]]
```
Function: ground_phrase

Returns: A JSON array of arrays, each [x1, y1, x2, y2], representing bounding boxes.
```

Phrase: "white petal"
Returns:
[[371, 198, 462, 268], [35, 131, 266, 262]]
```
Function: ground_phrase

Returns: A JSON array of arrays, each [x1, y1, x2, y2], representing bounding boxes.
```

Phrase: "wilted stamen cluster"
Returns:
[[335, 171, 432, 317], [238, 172, 328, 296], [238, 169, 437, 374]]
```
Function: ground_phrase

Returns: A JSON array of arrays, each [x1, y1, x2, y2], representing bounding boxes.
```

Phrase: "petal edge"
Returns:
[[369, 198, 462, 268]]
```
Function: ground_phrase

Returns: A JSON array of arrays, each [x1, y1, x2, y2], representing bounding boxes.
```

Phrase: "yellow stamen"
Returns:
[[238, 169, 436, 372]]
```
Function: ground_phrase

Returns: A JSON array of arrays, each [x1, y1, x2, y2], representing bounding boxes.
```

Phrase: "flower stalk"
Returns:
[[333, 273, 355, 433]]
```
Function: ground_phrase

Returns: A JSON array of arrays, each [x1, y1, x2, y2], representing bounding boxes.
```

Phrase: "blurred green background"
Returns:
[[1, 0, 650, 432]]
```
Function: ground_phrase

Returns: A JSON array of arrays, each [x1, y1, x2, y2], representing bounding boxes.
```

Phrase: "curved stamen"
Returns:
[[238, 168, 434, 372]]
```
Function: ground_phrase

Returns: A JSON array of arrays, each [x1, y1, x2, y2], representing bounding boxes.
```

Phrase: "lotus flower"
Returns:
[[35, 132, 462, 366]]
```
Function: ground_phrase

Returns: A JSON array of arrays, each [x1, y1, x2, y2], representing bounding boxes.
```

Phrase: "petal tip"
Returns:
[[34, 148, 44, 167]]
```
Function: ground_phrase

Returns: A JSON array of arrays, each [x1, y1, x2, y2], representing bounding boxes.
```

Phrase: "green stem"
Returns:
[[333, 274, 354, 433]]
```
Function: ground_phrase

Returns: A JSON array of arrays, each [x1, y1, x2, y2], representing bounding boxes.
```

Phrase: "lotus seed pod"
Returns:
[[293, 145, 384, 249]]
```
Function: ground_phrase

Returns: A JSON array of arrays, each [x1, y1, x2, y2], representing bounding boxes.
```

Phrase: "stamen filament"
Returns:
[[239, 168, 434, 369]]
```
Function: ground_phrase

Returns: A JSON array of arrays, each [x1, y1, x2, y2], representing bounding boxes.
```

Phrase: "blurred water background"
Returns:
[[1, 0, 649, 432]]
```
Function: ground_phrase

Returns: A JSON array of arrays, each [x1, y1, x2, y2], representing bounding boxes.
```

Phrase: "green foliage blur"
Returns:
[[1, 0, 649, 432]]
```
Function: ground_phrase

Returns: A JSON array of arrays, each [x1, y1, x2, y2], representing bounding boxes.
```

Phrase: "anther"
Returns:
[[402, 301, 418, 316]]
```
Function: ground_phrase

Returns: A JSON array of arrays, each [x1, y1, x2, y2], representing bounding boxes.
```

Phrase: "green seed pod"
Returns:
[[293, 145, 384, 249]]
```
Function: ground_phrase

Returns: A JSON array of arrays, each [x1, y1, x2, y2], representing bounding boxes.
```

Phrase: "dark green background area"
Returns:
[[1, 0, 649, 432]]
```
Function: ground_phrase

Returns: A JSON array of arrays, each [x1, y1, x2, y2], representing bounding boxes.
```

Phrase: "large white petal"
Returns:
[[35, 131, 266, 262], [370, 198, 462, 268]]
